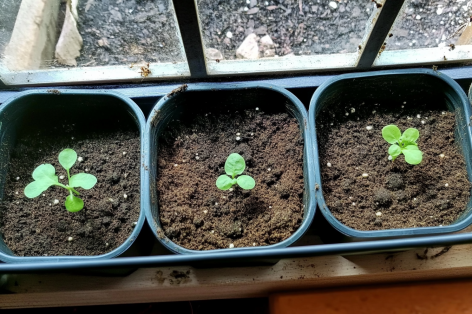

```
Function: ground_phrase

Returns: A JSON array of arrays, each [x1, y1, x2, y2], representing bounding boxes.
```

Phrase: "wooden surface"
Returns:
[[2, 242, 472, 309], [457, 24, 472, 46], [270, 279, 472, 314]]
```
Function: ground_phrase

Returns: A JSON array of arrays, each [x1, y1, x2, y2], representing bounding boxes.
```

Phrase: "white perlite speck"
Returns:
[[105, 243, 109, 247], [215, 202, 218, 205], [445, 183, 449, 187], [417, 114, 421, 118], [388, 155, 393, 161], [236, 137, 241, 141], [78, 157, 83, 162], [229, 188, 233, 192], [253, 242, 256, 246], [345, 112, 349, 116], [236, 133, 240, 136], [442, 111, 446, 115], [123, 152, 127, 156], [67, 237, 73, 241], [327, 162, 332, 167], [16, 177, 19, 181], [196, 156, 200, 160], [440, 154, 445, 158], [124, 194, 128, 199], [204, 210, 208, 214], [351, 108, 355, 113], [416, 15, 421, 20], [54, 199, 59, 204], [244, 7, 248, 11], [376, 212, 382, 217], [229, 243, 234, 248], [255, 107, 259, 110], [362, 173, 369, 177], [267, 168, 271, 171], [366, 126, 373, 130], [226, 31, 233, 39], [352, 202, 356, 206], [269, 206, 272, 209], [250, 133, 254, 136], [60, 175, 65, 180], [329, 1, 338, 9], [132, 222, 137, 226], [421, 120, 425, 124]]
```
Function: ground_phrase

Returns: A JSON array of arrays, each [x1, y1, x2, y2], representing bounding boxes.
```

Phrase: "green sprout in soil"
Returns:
[[216, 153, 256, 190], [24, 149, 97, 212], [382, 125, 423, 165]]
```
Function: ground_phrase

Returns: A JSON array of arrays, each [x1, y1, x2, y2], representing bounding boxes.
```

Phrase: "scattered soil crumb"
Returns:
[[167, 84, 188, 98], [169, 270, 191, 285]]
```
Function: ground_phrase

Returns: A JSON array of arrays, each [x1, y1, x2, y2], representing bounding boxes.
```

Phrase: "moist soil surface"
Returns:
[[0, 126, 140, 257], [317, 102, 471, 231], [157, 109, 304, 250]]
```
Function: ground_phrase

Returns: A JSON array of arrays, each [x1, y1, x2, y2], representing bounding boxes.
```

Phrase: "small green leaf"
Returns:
[[70, 173, 97, 189], [216, 175, 234, 190], [403, 145, 423, 165], [65, 195, 84, 212], [59, 149, 77, 170], [25, 164, 59, 198], [24, 180, 53, 198], [224, 153, 246, 177], [237, 175, 256, 190], [32, 164, 57, 183], [388, 144, 402, 160], [382, 125, 402, 144], [401, 128, 420, 144]]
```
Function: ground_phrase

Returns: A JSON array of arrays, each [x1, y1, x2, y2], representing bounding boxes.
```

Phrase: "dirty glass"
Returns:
[[0, 0, 21, 58], [0, 0, 186, 77], [383, 0, 472, 51], [196, 0, 375, 62]]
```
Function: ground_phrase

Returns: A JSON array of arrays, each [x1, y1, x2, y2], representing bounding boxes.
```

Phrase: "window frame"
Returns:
[[0, 0, 471, 86]]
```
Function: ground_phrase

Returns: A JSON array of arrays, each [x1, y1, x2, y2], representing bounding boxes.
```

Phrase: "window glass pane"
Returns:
[[0, 0, 22, 56], [0, 0, 188, 85], [76, 0, 185, 67], [196, 0, 376, 73], [384, 0, 472, 51]]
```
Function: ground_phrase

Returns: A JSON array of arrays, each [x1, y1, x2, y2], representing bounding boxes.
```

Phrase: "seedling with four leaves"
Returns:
[[382, 125, 423, 165], [216, 153, 256, 190], [24, 149, 97, 212]]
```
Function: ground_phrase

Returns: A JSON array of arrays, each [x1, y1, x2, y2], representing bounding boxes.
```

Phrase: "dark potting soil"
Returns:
[[157, 109, 304, 250], [317, 102, 471, 231], [0, 127, 140, 257]]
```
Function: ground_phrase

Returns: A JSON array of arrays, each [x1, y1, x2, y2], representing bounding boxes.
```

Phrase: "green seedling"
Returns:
[[382, 125, 423, 165], [24, 149, 97, 212], [216, 153, 256, 190]]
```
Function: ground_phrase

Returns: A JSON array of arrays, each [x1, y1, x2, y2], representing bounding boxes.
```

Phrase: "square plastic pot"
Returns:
[[309, 68, 472, 239], [144, 83, 316, 255], [0, 90, 147, 263]]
